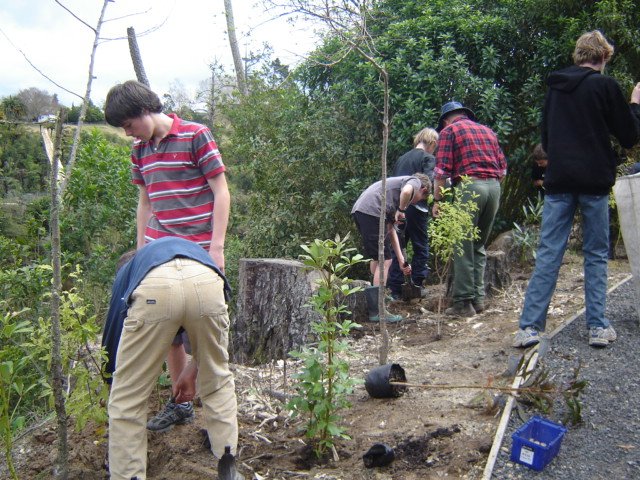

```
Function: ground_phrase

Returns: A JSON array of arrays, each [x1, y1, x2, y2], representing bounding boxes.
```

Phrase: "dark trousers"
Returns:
[[387, 205, 429, 295]]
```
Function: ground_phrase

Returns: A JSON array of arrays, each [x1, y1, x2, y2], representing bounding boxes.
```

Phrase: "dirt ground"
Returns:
[[4, 252, 632, 480]]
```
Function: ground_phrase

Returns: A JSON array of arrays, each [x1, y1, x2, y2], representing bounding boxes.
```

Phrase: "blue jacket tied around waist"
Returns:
[[101, 237, 230, 383]]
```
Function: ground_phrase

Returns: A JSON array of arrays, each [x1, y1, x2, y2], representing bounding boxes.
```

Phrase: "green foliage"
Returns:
[[62, 129, 137, 289], [0, 266, 109, 440], [428, 178, 479, 335], [287, 235, 365, 457], [0, 307, 36, 479], [0, 122, 49, 196], [512, 193, 544, 264], [221, 69, 378, 260], [54, 271, 109, 432], [429, 181, 479, 265], [428, 178, 480, 287], [0, 96, 27, 121], [66, 102, 105, 123], [516, 353, 587, 425]]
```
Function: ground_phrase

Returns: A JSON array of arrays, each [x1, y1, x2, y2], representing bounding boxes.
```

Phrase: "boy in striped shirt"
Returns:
[[105, 80, 230, 433]]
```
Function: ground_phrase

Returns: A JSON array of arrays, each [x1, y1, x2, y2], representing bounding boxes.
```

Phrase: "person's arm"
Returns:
[[394, 183, 416, 223], [631, 82, 640, 105], [173, 361, 198, 404], [207, 172, 230, 272], [431, 177, 447, 218], [136, 185, 152, 249], [388, 223, 410, 274]]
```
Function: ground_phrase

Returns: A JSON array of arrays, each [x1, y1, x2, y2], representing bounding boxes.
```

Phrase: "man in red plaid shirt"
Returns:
[[432, 101, 507, 317]]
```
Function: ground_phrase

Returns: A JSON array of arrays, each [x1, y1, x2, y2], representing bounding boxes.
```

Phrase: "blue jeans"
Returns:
[[519, 193, 610, 331], [387, 205, 430, 295]]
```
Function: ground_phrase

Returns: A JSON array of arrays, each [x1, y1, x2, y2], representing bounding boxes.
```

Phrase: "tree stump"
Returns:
[[231, 260, 370, 364], [483, 250, 511, 295], [231, 259, 320, 364], [341, 279, 370, 324]]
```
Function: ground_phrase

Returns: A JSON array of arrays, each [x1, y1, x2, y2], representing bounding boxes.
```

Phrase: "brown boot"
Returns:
[[445, 300, 476, 317]]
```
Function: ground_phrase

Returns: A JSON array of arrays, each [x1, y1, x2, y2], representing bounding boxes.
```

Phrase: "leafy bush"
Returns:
[[512, 193, 544, 264], [287, 235, 364, 457], [62, 129, 137, 290], [428, 178, 479, 335]]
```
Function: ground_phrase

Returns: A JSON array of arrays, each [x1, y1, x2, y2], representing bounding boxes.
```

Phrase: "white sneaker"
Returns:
[[588, 326, 617, 347], [512, 327, 540, 348]]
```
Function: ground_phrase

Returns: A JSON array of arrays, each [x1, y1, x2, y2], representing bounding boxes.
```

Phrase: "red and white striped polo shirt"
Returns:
[[131, 114, 225, 248]]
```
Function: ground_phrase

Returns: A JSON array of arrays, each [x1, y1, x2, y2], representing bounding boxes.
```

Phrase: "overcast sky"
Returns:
[[0, 0, 319, 107]]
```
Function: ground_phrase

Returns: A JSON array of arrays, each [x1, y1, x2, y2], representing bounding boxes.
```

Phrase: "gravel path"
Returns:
[[491, 279, 640, 480]]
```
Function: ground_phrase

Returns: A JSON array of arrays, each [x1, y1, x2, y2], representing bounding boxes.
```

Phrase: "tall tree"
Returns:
[[16, 87, 58, 120], [264, 0, 399, 364], [49, 111, 67, 479], [224, 0, 248, 95], [50, 1, 114, 477], [58, 0, 112, 196]]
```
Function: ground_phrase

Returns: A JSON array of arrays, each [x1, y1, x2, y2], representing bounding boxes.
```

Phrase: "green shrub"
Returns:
[[287, 235, 365, 457]]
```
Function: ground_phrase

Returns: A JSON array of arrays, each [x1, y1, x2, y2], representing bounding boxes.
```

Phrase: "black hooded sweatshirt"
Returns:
[[541, 65, 640, 195]]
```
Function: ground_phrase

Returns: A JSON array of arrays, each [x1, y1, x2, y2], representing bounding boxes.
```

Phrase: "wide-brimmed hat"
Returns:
[[436, 101, 476, 132]]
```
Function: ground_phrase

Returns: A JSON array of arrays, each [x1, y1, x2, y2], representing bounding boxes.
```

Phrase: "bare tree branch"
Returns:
[[54, 0, 96, 33], [60, 0, 113, 195], [0, 26, 84, 101]]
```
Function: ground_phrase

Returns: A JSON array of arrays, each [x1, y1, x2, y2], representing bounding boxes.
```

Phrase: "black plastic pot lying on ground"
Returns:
[[363, 443, 395, 468], [364, 363, 408, 398]]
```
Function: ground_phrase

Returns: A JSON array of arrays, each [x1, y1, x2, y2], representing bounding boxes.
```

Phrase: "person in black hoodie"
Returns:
[[514, 30, 640, 349]]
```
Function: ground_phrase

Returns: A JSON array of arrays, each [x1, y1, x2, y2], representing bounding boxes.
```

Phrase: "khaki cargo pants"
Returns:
[[108, 258, 237, 480]]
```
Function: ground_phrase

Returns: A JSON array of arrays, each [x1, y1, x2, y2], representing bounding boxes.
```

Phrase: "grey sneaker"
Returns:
[[588, 326, 617, 347], [512, 327, 540, 348], [147, 401, 194, 432]]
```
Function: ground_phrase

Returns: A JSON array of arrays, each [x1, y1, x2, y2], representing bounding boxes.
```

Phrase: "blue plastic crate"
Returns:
[[510, 416, 567, 471]]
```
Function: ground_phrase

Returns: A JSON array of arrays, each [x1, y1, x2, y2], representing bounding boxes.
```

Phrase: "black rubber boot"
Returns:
[[365, 286, 402, 323]]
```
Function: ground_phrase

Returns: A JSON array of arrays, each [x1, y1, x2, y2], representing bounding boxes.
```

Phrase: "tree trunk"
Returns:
[[50, 111, 68, 479], [223, 0, 248, 96], [60, 0, 111, 196], [232, 259, 322, 364], [127, 27, 150, 87]]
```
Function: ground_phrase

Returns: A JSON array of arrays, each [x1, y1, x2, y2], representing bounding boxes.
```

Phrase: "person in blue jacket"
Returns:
[[102, 237, 237, 480]]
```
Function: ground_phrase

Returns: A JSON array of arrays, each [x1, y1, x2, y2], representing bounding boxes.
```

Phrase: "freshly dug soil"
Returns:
[[1, 253, 634, 479]]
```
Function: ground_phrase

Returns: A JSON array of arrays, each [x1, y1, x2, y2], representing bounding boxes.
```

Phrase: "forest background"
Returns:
[[1, 0, 640, 475]]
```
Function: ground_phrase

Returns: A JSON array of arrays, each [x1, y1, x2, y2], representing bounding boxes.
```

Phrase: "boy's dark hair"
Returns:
[[104, 80, 163, 127], [532, 143, 547, 162], [116, 250, 137, 273]]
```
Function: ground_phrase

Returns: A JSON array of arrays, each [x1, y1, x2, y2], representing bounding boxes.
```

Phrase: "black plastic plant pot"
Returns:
[[363, 443, 395, 468], [364, 363, 407, 398]]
